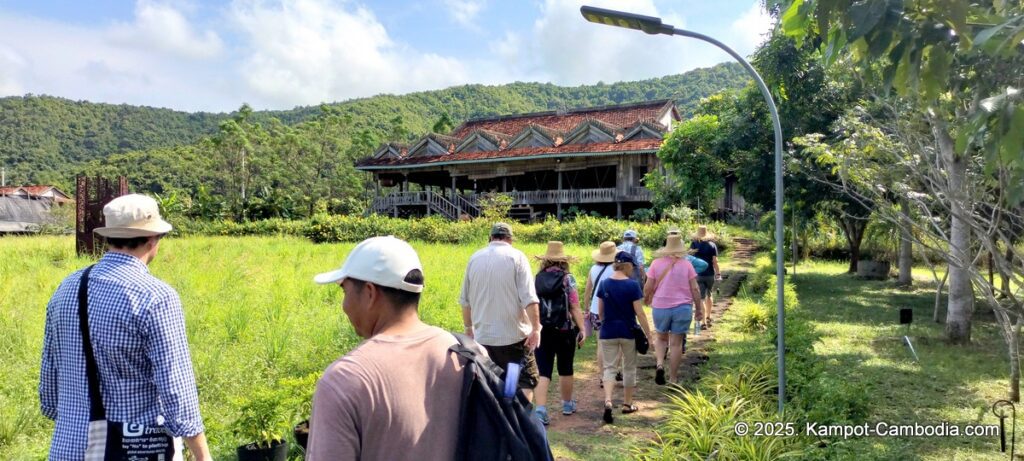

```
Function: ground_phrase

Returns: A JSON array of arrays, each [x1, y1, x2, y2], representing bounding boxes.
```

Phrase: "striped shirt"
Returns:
[[39, 252, 204, 459], [458, 241, 539, 346]]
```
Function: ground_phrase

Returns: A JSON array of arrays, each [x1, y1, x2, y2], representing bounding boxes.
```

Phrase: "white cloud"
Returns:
[[482, 0, 727, 86], [0, 8, 238, 111], [229, 0, 469, 107], [0, 46, 27, 95], [108, 1, 224, 60], [730, 1, 775, 51], [444, 0, 485, 28], [482, 0, 774, 87]]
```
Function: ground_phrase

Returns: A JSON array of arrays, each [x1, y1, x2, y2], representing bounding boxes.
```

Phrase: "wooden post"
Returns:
[[617, 201, 622, 220], [451, 176, 460, 218], [557, 170, 563, 220], [502, 177, 507, 193]]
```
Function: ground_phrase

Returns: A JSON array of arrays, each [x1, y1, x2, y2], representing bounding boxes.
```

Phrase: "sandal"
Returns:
[[603, 402, 614, 424], [622, 403, 639, 414]]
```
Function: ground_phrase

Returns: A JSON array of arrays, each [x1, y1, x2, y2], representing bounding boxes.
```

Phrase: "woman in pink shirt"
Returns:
[[643, 235, 702, 385]]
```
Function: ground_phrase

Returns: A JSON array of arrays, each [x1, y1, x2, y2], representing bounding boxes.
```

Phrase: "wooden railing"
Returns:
[[626, 186, 652, 200], [453, 194, 480, 218], [471, 188, 618, 205], [371, 191, 463, 219], [373, 187, 654, 219]]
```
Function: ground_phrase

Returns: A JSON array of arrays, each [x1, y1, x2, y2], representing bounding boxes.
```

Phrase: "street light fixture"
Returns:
[[581, 5, 787, 414]]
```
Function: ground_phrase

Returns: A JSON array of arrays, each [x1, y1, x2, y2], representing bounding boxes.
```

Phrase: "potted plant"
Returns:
[[857, 220, 898, 280], [233, 388, 292, 461], [280, 373, 319, 453]]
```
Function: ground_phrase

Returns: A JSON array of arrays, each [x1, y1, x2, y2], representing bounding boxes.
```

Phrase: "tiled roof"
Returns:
[[450, 100, 674, 138], [358, 100, 676, 169], [359, 138, 662, 168]]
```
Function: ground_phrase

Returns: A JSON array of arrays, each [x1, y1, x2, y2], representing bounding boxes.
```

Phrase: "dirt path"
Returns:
[[545, 237, 757, 458]]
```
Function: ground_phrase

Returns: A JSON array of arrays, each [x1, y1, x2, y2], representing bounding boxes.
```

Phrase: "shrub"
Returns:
[[232, 387, 295, 449], [733, 300, 771, 333]]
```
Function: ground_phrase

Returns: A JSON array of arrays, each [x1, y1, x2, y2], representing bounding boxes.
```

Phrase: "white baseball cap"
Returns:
[[313, 236, 424, 293], [94, 194, 173, 238]]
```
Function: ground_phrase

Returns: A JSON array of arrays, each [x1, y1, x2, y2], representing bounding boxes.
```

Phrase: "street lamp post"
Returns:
[[580, 5, 787, 414]]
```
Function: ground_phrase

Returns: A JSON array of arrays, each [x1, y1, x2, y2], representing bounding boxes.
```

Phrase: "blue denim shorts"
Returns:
[[652, 303, 693, 335]]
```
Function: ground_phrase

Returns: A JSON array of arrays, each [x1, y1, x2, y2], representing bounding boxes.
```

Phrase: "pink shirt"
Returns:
[[645, 256, 698, 308]]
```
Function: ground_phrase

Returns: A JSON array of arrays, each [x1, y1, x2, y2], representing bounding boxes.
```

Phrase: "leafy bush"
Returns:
[[703, 360, 775, 408], [733, 300, 771, 333], [634, 387, 803, 461], [477, 193, 513, 221], [232, 386, 296, 449]]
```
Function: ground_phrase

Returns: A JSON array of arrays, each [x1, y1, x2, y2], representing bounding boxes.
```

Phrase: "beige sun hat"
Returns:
[[93, 194, 173, 238], [654, 234, 690, 258], [591, 241, 617, 263], [535, 241, 578, 262], [691, 225, 716, 242]]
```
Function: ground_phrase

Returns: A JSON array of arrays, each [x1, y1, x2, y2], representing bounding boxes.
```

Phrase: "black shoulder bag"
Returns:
[[78, 265, 182, 461]]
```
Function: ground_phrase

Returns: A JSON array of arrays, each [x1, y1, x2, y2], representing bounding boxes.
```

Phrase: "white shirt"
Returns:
[[458, 241, 539, 346], [587, 263, 615, 315]]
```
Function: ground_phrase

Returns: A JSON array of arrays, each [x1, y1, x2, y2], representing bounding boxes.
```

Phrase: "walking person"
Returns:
[[582, 241, 618, 387], [532, 242, 586, 425], [308, 236, 468, 460], [643, 234, 702, 385], [690, 225, 722, 329], [617, 230, 647, 286], [39, 194, 211, 460], [459, 223, 542, 401], [597, 251, 653, 424]]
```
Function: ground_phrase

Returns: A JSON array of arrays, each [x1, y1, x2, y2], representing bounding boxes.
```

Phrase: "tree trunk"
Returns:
[[840, 215, 867, 274], [934, 121, 973, 344], [1002, 247, 1013, 297], [898, 199, 913, 286], [934, 270, 949, 323], [1010, 316, 1022, 402]]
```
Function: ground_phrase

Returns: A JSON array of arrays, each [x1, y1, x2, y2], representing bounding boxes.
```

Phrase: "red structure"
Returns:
[[76, 176, 129, 256]]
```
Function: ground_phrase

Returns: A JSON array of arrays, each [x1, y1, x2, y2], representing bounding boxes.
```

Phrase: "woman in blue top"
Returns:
[[597, 251, 654, 424]]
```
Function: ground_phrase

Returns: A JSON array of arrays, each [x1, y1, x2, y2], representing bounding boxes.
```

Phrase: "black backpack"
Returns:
[[449, 334, 554, 461], [535, 270, 569, 329]]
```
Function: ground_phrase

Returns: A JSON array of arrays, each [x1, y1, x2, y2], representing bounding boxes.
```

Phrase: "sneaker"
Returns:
[[655, 367, 666, 385], [615, 372, 623, 382], [603, 404, 614, 424], [562, 399, 577, 415], [535, 406, 549, 426]]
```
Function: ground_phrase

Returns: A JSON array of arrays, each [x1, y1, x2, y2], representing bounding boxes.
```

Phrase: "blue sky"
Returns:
[[0, 1, 774, 113]]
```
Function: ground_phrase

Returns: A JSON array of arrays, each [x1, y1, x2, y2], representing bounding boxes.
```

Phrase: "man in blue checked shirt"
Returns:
[[39, 194, 211, 460]]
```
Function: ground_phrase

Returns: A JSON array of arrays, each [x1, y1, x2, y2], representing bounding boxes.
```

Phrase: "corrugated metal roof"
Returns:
[[0, 196, 52, 232]]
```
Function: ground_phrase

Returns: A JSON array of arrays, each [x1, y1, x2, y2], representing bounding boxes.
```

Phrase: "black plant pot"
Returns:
[[237, 439, 288, 461], [293, 420, 310, 452]]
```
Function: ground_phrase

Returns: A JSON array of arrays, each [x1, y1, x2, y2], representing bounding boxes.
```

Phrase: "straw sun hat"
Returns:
[[535, 241, 578, 262], [691, 225, 716, 242], [654, 234, 690, 258], [591, 241, 617, 263]]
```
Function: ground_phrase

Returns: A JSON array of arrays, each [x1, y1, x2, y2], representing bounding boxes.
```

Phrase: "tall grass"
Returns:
[[0, 236, 599, 458]]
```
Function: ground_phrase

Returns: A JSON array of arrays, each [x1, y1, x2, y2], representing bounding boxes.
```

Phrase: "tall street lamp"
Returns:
[[580, 5, 787, 414]]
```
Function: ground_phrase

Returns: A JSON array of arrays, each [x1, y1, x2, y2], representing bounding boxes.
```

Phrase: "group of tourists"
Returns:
[[38, 194, 721, 460]]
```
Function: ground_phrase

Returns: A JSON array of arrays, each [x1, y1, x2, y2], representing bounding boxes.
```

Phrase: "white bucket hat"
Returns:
[[314, 236, 424, 293], [94, 194, 173, 238]]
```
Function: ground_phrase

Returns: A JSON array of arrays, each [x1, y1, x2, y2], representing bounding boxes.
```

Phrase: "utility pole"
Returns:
[[1, 167, 5, 187]]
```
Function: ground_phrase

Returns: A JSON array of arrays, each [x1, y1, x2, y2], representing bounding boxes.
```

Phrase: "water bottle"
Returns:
[[694, 320, 702, 336]]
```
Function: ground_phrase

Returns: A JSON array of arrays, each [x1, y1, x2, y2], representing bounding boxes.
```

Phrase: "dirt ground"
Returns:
[[543, 238, 756, 459]]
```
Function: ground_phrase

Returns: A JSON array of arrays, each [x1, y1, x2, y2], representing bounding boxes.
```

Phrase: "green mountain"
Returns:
[[0, 62, 749, 191]]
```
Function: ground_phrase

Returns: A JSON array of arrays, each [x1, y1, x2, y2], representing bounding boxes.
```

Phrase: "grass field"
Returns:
[[3, 236, 1017, 460], [0, 235, 619, 459], [706, 259, 1013, 461]]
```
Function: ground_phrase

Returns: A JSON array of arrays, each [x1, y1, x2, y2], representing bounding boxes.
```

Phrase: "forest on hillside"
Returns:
[[0, 63, 748, 196]]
